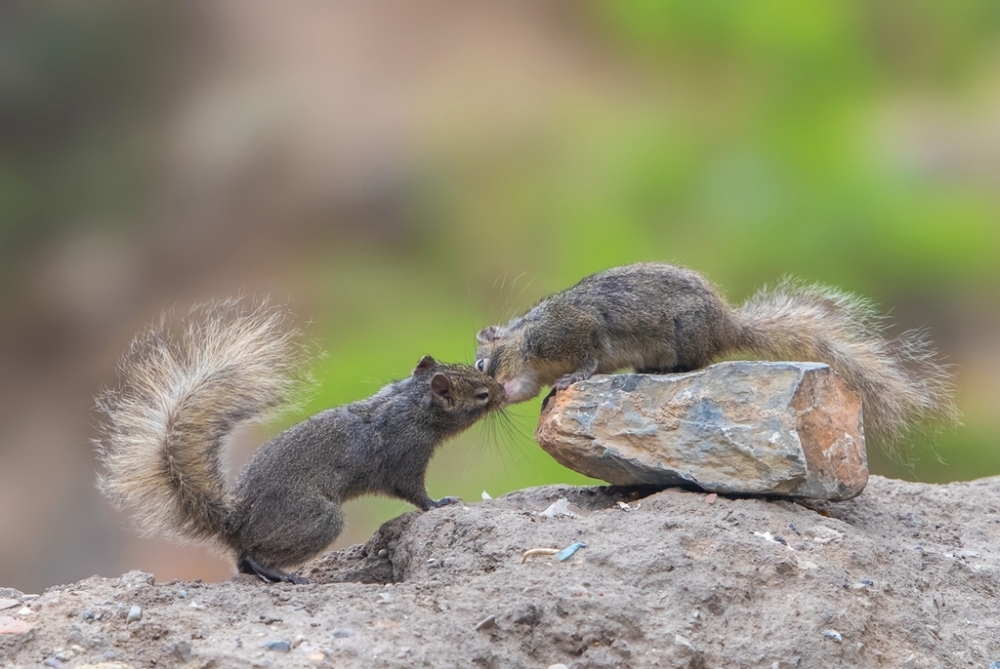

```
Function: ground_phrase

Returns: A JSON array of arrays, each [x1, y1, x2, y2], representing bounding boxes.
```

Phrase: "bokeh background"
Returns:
[[2, 0, 998, 594]]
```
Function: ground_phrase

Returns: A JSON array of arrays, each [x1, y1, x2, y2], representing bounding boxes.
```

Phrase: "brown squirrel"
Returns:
[[95, 300, 504, 584], [475, 262, 958, 445]]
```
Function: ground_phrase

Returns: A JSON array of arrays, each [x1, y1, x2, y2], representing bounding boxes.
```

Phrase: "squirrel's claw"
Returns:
[[554, 370, 593, 391], [238, 555, 309, 585]]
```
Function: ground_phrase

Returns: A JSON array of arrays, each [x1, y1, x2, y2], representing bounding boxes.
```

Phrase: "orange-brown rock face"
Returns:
[[535, 362, 868, 501]]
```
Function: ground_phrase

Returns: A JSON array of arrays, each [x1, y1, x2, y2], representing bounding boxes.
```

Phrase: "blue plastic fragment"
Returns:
[[556, 542, 587, 562]]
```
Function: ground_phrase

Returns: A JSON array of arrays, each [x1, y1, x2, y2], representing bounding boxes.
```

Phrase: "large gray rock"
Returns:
[[535, 361, 868, 500]]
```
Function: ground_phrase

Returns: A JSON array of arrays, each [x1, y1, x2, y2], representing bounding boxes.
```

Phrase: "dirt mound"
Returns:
[[2, 476, 999, 668]]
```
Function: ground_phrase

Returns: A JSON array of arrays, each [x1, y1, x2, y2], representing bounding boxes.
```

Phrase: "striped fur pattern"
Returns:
[[736, 279, 959, 446], [94, 299, 309, 550]]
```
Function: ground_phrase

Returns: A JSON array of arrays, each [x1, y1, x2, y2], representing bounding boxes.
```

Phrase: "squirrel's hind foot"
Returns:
[[238, 555, 309, 585]]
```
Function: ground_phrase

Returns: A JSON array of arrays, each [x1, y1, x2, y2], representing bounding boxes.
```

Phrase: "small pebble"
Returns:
[[16, 607, 35, 616], [177, 589, 188, 599], [173, 640, 193, 663], [0, 616, 35, 635], [265, 640, 291, 652], [104, 650, 116, 660], [126, 605, 142, 623], [291, 634, 305, 649], [42, 658, 61, 668], [21, 595, 39, 601], [474, 615, 496, 631], [822, 629, 843, 642], [481, 490, 492, 500], [0, 599, 18, 611], [548, 664, 569, 669], [988, 661, 1000, 669], [307, 651, 325, 662], [54, 650, 74, 661], [331, 628, 354, 638]]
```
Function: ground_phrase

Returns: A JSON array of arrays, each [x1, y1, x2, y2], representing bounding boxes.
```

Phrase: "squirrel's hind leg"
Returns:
[[237, 555, 309, 585], [231, 494, 344, 585]]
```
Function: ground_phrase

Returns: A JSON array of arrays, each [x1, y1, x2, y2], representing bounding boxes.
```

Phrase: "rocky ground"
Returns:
[[2, 476, 999, 668]]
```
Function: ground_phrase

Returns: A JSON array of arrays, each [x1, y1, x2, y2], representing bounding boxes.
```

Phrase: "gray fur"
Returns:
[[477, 263, 958, 448], [95, 301, 504, 582]]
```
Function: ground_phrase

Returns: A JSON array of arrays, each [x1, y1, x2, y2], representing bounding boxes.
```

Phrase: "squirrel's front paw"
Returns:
[[554, 372, 590, 391], [430, 496, 461, 508]]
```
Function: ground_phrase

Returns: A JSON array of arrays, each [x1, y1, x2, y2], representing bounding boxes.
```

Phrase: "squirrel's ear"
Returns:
[[477, 326, 500, 344], [414, 355, 435, 373], [430, 373, 452, 403]]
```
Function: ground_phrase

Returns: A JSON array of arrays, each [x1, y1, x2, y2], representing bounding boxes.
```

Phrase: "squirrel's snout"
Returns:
[[501, 376, 542, 405]]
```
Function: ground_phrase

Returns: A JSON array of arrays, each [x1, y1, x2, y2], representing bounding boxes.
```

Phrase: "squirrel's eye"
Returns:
[[475, 391, 490, 401], [475, 359, 486, 372]]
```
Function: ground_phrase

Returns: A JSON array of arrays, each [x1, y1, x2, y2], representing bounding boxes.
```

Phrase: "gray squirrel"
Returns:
[[475, 262, 958, 446], [95, 300, 504, 584]]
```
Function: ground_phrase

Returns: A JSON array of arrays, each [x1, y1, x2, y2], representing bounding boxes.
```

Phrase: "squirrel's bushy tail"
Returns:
[[734, 279, 959, 447], [94, 299, 308, 547]]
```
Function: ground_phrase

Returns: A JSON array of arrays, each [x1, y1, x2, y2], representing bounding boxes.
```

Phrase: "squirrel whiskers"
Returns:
[[95, 299, 504, 584]]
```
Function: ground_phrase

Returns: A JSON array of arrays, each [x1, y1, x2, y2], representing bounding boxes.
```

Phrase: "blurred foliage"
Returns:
[[2, 1, 998, 550], [0, 2, 179, 298]]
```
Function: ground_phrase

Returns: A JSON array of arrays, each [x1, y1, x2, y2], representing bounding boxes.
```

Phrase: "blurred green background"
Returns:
[[1, 0, 998, 593]]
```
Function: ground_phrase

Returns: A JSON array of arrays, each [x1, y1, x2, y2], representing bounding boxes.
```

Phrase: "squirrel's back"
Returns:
[[510, 263, 737, 373]]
